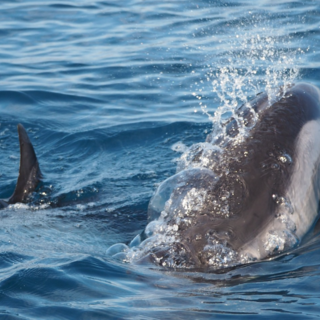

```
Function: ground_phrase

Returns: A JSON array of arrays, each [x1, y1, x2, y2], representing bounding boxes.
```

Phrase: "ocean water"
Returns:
[[0, 0, 320, 319]]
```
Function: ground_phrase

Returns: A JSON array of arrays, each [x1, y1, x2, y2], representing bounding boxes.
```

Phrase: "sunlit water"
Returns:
[[1, 0, 320, 319]]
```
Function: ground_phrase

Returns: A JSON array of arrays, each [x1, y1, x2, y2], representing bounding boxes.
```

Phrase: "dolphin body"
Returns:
[[143, 83, 320, 269], [0, 124, 42, 209]]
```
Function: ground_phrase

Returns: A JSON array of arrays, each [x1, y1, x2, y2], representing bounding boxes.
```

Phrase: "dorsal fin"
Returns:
[[8, 124, 42, 204]]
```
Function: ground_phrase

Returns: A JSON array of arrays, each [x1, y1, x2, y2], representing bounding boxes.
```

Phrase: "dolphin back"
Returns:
[[8, 124, 42, 204]]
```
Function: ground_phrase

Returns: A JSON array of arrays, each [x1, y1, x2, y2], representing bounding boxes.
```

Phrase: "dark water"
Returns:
[[1, 0, 320, 319]]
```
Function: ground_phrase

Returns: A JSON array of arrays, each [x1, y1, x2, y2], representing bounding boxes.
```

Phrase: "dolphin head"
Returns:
[[141, 83, 320, 269]]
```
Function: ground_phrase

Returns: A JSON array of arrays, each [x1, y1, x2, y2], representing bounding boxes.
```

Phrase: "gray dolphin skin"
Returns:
[[144, 83, 320, 269], [0, 124, 42, 209]]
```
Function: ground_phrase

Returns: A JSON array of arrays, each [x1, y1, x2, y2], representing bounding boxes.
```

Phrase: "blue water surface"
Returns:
[[1, 0, 320, 319]]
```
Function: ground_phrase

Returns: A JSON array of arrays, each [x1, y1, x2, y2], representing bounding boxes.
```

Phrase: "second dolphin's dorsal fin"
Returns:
[[8, 124, 42, 204]]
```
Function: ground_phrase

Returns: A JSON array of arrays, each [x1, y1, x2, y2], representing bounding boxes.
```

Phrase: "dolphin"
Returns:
[[142, 82, 320, 269], [0, 124, 42, 209]]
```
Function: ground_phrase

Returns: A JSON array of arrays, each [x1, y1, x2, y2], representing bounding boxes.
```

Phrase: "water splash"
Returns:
[[195, 13, 304, 131], [109, 12, 307, 270]]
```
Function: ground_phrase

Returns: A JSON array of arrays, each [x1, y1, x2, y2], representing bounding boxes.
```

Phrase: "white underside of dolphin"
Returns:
[[242, 115, 320, 260]]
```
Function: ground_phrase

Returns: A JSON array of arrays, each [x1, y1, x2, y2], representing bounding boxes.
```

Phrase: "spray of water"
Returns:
[[192, 11, 307, 127], [108, 13, 308, 270]]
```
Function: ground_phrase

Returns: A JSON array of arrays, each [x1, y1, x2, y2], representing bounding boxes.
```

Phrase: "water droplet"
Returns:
[[106, 243, 129, 256], [278, 155, 287, 163], [205, 230, 214, 239], [279, 199, 294, 214], [278, 153, 292, 164], [272, 194, 285, 204], [220, 191, 230, 201], [129, 234, 141, 248]]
